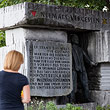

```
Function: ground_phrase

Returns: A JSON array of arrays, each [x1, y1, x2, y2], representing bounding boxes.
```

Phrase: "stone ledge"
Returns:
[[0, 2, 110, 30]]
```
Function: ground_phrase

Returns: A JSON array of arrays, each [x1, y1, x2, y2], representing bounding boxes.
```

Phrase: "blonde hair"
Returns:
[[4, 50, 24, 71]]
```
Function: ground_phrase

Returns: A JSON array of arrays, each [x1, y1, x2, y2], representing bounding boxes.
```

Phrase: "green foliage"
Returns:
[[96, 105, 110, 110], [0, 30, 6, 47], [65, 103, 83, 110], [27, 101, 110, 110], [27, 101, 84, 110], [0, 0, 32, 8], [38, 101, 45, 110], [46, 101, 57, 110], [0, 0, 107, 10], [27, 100, 45, 110]]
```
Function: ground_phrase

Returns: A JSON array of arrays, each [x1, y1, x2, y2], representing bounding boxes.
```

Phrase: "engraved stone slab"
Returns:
[[26, 40, 72, 96], [0, 2, 110, 30]]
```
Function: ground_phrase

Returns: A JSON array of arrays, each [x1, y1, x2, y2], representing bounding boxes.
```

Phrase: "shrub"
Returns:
[[96, 105, 110, 110], [27, 101, 84, 110]]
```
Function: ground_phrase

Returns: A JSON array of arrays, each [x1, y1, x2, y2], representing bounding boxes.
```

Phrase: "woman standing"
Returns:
[[0, 50, 31, 110]]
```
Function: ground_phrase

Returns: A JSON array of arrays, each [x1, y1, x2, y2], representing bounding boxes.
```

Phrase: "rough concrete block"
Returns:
[[0, 2, 110, 30], [6, 28, 67, 46], [90, 90, 110, 106]]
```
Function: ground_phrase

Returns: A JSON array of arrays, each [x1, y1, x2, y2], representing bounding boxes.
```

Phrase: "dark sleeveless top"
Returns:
[[0, 70, 29, 110]]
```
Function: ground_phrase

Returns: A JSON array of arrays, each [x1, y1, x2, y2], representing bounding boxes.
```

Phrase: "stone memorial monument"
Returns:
[[0, 2, 110, 107]]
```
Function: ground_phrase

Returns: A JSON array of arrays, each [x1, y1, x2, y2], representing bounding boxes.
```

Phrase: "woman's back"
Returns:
[[0, 70, 28, 110]]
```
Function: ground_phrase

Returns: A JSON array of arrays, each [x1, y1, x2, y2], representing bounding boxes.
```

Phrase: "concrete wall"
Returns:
[[1, 28, 67, 75], [88, 30, 110, 63]]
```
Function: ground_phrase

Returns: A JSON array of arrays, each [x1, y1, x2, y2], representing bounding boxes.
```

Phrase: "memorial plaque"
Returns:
[[26, 40, 72, 96]]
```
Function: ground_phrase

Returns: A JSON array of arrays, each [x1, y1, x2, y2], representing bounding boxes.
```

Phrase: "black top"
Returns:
[[0, 70, 29, 110]]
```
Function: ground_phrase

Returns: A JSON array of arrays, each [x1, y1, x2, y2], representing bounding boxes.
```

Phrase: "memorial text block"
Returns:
[[26, 40, 72, 96]]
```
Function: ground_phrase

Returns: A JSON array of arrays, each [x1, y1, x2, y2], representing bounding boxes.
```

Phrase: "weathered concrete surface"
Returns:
[[26, 40, 72, 96], [90, 90, 110, 106], [88, 63, 110, 106], [0, 2, 110, 30], [0, 28, 67, 73], [5, 28, 67, 46], [88, 63, 110, 90], [87, 30, 110, 62], [99, 63, 110, 90]]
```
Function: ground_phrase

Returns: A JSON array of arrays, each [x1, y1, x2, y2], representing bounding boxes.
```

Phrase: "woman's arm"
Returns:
[[22, 85, 31, 103]]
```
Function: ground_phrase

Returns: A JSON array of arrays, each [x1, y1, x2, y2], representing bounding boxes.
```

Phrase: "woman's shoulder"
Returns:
[[17, 73, 28, 79], [0, 70, 5, 73], [18, 73, 29, 86], [0, 70, 26, 77], [0, 70, 8, 75]]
